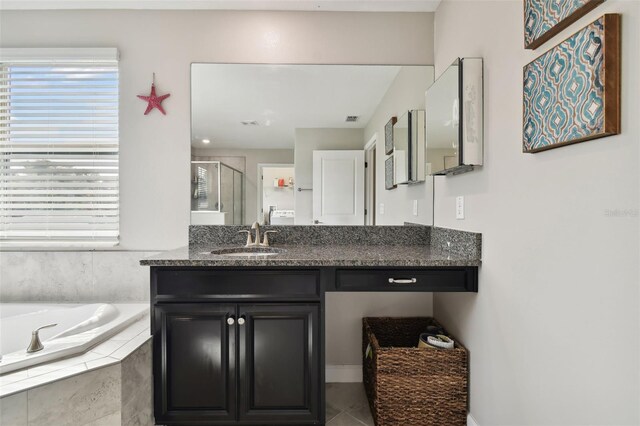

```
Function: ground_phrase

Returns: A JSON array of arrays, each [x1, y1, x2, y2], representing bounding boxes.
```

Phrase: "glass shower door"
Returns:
[[219, 164, 234, 223], [191, 161, 219, 211], [233, 169, 243, 225]]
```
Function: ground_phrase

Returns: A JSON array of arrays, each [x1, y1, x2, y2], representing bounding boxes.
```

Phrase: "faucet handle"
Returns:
[[27, 323, 57, 353], [238, 230, 252, 246], [34, 323, 57, 333], [262, 230, 278, 247]]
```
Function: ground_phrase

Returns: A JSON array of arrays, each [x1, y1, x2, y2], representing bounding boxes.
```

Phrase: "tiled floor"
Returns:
[[326, 383, 374, 426]]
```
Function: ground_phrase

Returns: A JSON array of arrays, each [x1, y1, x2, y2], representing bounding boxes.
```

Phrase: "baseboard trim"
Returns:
[[326, 364, 362, 382], [467, 413, 479, 426]]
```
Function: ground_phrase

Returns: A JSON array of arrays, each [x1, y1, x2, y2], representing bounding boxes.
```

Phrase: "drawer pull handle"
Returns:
[[227, 316, 235, 325], [238, 316, 246, 326], [388, 278, 417, 284]]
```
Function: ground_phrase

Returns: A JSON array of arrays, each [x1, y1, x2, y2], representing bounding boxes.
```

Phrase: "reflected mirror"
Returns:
[[393, 112, 410, 185], [425, 58, 483, 176], [191, 64, 434, 226], [393, 110, 426, 185], [426, 59, 460, 175]]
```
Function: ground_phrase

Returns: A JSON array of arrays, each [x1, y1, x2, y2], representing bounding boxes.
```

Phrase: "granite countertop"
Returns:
[[139, 244, 481, 268]]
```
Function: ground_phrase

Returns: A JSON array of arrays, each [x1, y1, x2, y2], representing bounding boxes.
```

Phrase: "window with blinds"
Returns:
[[0, 48, 119, 247]]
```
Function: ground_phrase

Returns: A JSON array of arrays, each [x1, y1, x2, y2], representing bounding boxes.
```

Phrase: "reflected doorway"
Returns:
[[364, 135, 376, 226], [258, 164, 295, 225]]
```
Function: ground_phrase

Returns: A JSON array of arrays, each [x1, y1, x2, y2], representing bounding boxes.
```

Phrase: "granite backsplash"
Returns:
[[189, 224, 481, 260], [190, 225, 431, 247]]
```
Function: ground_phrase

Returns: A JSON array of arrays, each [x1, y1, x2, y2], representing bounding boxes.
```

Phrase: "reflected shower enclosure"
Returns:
[[191, 161, 243, 225]]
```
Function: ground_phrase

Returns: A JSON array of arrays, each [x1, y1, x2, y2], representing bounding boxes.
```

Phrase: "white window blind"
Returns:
[[0, 48, 119, 247]]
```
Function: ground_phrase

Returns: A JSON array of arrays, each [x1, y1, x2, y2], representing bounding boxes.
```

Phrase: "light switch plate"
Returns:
[[413, 200, 418, 216], [379, 203, 385, 215], [456, 196, 464, 219]]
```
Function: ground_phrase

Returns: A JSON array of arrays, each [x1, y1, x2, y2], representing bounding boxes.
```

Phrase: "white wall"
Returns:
[[294, 128, 365, 224], [0, 10, 435, 368], [364, 66, 435, 225], [193, 148, 294, 224], [0, 9, 434, 250], [432, 1, 640, 424]]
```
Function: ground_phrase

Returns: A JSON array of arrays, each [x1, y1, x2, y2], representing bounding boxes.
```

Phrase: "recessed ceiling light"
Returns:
[[202, 139, 210, 144]]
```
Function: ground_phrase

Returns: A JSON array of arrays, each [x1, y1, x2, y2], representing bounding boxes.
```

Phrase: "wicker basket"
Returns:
[[362, 317, 468, 426]]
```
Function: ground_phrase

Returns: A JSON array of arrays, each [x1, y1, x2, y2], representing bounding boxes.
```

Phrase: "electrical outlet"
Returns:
[[413, 200, 418, 216], [456, 196, 464, 220], [379, 203, 385, 215]]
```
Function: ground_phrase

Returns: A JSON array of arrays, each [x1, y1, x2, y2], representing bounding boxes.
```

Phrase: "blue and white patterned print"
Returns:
[[525, 0, 595, 47], [523, 18, 605, 152]]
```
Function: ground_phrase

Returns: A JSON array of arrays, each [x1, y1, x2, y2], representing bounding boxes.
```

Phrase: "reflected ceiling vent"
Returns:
[[345, 116, 359, 122], [241, 120, 259, 126]]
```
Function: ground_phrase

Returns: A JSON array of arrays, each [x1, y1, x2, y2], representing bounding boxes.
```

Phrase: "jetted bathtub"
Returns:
[[0, 303, 148, 375]]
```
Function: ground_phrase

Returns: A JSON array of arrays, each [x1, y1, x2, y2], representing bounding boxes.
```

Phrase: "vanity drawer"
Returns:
[[154, 268, 320, 301], [335, 268, 477, 292]]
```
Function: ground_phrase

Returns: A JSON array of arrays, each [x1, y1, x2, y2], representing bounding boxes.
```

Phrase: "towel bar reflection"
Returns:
[[297, 187, 312, 192]]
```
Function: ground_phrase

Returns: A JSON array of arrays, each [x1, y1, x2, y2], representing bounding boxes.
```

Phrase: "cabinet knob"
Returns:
[[227, 316, 235, 325], [238, 316, 246, 325]]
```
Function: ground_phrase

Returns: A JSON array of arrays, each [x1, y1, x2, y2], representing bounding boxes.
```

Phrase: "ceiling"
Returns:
[[191, 64, 420, 149], [1, 0, 441, 11]]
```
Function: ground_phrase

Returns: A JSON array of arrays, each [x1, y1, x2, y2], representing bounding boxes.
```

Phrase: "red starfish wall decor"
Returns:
[[137, 81, 170, 115]]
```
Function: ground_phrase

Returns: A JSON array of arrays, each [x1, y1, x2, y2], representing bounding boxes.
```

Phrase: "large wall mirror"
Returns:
[[191, 64, 434, 226]]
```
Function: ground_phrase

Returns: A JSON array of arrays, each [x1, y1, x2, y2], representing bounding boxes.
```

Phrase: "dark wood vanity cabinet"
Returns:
[[154, 303, 237, 424], [238, 304, 319, 424], [152, 268, 323, 426], [150, 265, 477, 425]]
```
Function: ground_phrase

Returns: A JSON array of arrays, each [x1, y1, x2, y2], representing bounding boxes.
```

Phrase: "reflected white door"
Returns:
[[312, 150, 365, 225]]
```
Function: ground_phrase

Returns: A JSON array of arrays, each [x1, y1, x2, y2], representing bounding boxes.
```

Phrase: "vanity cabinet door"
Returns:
[[238, 304, 320, 424], [154, 303, 236, 424]]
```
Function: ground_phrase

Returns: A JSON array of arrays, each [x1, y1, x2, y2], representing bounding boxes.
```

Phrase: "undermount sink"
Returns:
[[210, 247, 286, 257]]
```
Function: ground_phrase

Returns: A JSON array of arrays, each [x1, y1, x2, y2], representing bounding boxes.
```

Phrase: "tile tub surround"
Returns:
[[0, 339, 153, 426], [0, 251, 157, 303], [0, 314, 150, 398]]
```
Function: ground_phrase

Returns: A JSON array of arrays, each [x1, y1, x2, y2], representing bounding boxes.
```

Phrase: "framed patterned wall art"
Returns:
[[384, 116, 397, 155], [385, 156, 396, 190], [523, 14, 620, 153], [524, 0, 605, 49]]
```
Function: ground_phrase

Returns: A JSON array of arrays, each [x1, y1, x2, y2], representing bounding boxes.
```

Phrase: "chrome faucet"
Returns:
[[237, 222, 278, 247], [27, 323, 57, 353]]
